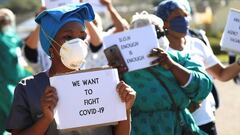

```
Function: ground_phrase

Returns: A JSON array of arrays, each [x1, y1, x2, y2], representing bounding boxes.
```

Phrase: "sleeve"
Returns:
[[181, 73, 193, 88], [23, 43, 38, 63], [193, 38, 219, 69], [174, 52, 213, 102], [5, 83, 33, 131], [22, 44, 49, 74], [89, 42, 103, 53]]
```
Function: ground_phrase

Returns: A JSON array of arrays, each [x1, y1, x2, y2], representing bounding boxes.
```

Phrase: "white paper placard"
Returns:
[[50, 68, 126, 130], [42, 0, 79, 9], [220, 8, 240, 53], [103, 25, 159, 72], [82, 0, 106, 13]]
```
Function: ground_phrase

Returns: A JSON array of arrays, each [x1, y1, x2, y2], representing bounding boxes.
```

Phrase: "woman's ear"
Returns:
[[163, 21, 170, 29]]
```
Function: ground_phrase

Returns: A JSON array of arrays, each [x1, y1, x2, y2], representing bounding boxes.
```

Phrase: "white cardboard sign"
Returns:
[[220, 8, 240, 53], [50, 68, 126, 130], [42, 0, 79, 9], [103, 25, 159, 72], [82, 0, 106, 13]]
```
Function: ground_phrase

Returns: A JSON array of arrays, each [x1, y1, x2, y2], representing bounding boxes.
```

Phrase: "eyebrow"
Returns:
[[62, 29, 85, 33]]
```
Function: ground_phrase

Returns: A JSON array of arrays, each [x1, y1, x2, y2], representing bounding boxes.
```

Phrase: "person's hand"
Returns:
[[148, 48, 176, 70], [116, 81, 136, 111], [40, 86, 58, 122], [35, 7, 46, 17], [100, 0, 112, 7]]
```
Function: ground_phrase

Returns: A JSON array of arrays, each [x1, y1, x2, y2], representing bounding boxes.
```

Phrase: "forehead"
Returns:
[[57, 22, 85, 34], [167, 8, 187, 21]]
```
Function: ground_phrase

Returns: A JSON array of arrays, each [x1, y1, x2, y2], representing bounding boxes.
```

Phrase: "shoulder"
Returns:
[[186, 35, 206, 47], [186, 36, 211, 53], [15, 72, 49, 95], [19, 72, 48, 86]]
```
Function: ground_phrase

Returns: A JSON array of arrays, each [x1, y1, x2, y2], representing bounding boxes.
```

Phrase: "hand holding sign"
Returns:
[[35, 7, 46, 17], [148, 48, 176, 70], [40, 86, 58, 122], [220, 8, 240, 53], [50, 68, 129, 130], [116, 81, 136, 111], [103, 25, 159, 72]]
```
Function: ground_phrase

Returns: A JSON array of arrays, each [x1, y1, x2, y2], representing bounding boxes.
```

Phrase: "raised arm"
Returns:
[[24, 7, 45, 49], [85, 21, 103, 47], [24, 25, 40, 49], [101, 0, 126, 33]]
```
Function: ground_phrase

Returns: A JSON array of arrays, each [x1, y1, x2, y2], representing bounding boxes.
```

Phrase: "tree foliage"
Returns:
[[0, 0, 41, 14]]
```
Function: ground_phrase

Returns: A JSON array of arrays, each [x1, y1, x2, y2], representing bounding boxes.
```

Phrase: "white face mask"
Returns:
[[158, 36, 169, 51], [59, 38, 88, 70]]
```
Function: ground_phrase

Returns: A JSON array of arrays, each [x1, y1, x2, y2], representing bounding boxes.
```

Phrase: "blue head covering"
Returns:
[[155, 0, 189, 33], [35, 3, 95, 56]]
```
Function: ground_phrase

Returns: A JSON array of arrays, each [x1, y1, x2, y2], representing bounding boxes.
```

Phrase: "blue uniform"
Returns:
[[6, 72, 113, 135]]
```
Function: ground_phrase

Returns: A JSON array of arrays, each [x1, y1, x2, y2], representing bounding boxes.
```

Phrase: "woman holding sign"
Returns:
[[156, 1, 240, 135], [122, 12, 212, 135], [6, 3, 136, 135]]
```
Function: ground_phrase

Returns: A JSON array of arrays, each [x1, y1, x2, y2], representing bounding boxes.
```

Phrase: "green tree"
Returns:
[[0, 0, 40, 14], [152, 0, 164, 6]]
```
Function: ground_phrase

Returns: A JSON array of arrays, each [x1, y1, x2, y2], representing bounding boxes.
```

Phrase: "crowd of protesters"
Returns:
[[1, 0, 240, 135]]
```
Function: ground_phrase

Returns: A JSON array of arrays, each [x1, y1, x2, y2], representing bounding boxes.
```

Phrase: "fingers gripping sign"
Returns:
[[148, 48, 176, 70], [116, 81, 136, 111], [40, 86, 58, 121]]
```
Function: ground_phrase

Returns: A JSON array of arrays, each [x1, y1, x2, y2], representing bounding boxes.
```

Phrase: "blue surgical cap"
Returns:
[[155, 0, 190, 33], [155, 0, 190, 21], [35, 3, 95, 56]]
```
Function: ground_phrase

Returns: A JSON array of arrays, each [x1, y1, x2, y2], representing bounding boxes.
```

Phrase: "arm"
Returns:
[[24, 6, 45, 49], [114, 81, 136, 135], [177, 53, 212, 101], [12, 117, 52, 135], [11, 86, 58, 135], [85, 21, 103, 47], [114, 110, 131, 135], [149, 48, 212, 101], [168, 62, 191, 86], [23, 26, 39, 63], [101, 0, 126, 33], [207, 61, 240, 82], [24, 26, 40, 49], [149, 48, 191, 86], [23, 7, 45, 63]]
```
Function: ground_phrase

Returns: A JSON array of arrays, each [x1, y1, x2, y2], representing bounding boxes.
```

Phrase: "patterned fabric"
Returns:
[[123, 50, 212, 135]]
